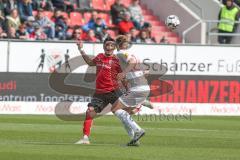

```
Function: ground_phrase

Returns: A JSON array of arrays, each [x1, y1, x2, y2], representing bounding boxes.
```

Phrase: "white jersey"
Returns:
[[116, 50, 150, 107]]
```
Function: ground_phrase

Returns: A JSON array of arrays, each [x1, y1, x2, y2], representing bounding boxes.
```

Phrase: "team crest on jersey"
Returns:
[[123, 53, 128, 58], [109, 60, 113, 65]]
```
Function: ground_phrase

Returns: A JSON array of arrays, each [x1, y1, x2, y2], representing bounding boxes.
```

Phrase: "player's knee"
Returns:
[[87, 107, 94, 113], [86, 106, 95, 117], [129, 110, 135, 115], [123, 108, 135, 115]]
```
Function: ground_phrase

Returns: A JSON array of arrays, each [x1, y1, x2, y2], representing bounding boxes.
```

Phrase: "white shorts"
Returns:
[[119, 85, 150, 108]]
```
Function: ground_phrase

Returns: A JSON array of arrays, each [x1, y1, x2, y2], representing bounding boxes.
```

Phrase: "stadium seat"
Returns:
[[83, 12, 92, 23], [92, 0, 105, 10], [122, 0, 131, 7], [153, 26, 169, 32], [98, 13, 110, 23], [43, 11, 54, 19], [167, 37, 181, 43], [32, 10, 37, 17], [32, 11, 53, 20], [150, 20, 163, 26], [142, 8, 153, 15], [61, 12, 69, 19], [61, 12, 70, 26], [144, 15, 155, 21], [104, 0, 115, 10], [166, 32, 178, 37], [107, 30, 116, 38], [69, 12, 84, 27], [100, 13, 115, 27], [98, 13, 107, 20], [151, 31, 165, 37]]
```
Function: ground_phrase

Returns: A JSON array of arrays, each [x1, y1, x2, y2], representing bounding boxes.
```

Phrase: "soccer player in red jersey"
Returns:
[[75, 37, 145, 146]]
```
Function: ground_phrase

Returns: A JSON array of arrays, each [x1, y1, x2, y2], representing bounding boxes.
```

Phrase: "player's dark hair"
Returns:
[[103, 37, 115, 45]]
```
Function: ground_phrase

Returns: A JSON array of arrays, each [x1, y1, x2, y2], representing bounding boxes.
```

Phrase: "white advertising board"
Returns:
[[0, 41, 8, 72], [8, 42, 240, 76], [127, 44, 176, 75], [8, 42, 176, 75], [8, 42, 94, 73], [0, 102, 88, 115], [176, 46, 240, 76], [0, 102, 240, 116]]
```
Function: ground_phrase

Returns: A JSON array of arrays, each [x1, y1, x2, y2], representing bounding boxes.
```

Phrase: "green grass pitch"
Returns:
[[0, 115, 240, 160]]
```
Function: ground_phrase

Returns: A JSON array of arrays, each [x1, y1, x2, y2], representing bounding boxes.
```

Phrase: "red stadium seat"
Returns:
[[107, 30, 116, 38], [98, 13, 109, 22], [144, 15, 156, 21], [104, 0, 115, 10], [43, 11, 54, 19], [32, 10, 37, 17], [83, 12, 92, 23], [92, 0, 104, 10], [98, 13, 114, 26], [61, 12, 70, 25], [69, 12, 84, 27], [168, 37, 181, 43], [122, 0, 131, 7], [61, 12, 69, 19]]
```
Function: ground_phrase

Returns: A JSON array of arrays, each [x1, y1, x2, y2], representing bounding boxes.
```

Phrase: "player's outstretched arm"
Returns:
[[121, 79, 129, 92], [117, 56, 137, 80], [77, 41, 96, 66]]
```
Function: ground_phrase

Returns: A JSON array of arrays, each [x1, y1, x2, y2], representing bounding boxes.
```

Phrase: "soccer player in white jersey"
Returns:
[[112, 35, 154, 145], [115, 35, 153, 110]]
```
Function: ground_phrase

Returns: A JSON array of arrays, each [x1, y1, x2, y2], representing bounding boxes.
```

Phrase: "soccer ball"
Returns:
[[165, 15, 180, 30]]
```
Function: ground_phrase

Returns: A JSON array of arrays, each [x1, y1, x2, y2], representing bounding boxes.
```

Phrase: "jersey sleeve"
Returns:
[[93, 54, 101, 63], [117, 62, 122, 73]]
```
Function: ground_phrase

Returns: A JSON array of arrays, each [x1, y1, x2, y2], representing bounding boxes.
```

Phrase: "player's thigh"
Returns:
[[89, 95, 109, 114], [106, 89, 123, 112]]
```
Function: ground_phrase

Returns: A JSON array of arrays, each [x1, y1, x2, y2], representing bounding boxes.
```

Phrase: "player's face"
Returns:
[[104, 41, 116, 56], [120, 42, 129, 50]]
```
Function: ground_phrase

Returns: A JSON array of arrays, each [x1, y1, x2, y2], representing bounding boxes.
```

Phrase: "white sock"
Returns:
[[83, 135, 89, 139], [123, 120, 134, 139], [114, 109, 136, 138], [114, 109, 141, 135]]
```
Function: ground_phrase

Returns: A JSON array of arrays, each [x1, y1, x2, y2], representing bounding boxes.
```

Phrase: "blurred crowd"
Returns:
[[0, 0, 163, 43]]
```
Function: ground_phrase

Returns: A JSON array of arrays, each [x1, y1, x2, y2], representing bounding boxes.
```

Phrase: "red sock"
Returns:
[[83, 109, 93, 137]]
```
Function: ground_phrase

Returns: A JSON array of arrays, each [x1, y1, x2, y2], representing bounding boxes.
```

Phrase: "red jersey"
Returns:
[[93, 53, 122, 93]]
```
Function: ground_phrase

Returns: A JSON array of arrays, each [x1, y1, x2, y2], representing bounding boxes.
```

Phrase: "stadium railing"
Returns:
[[182, 20, 240, 44]]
